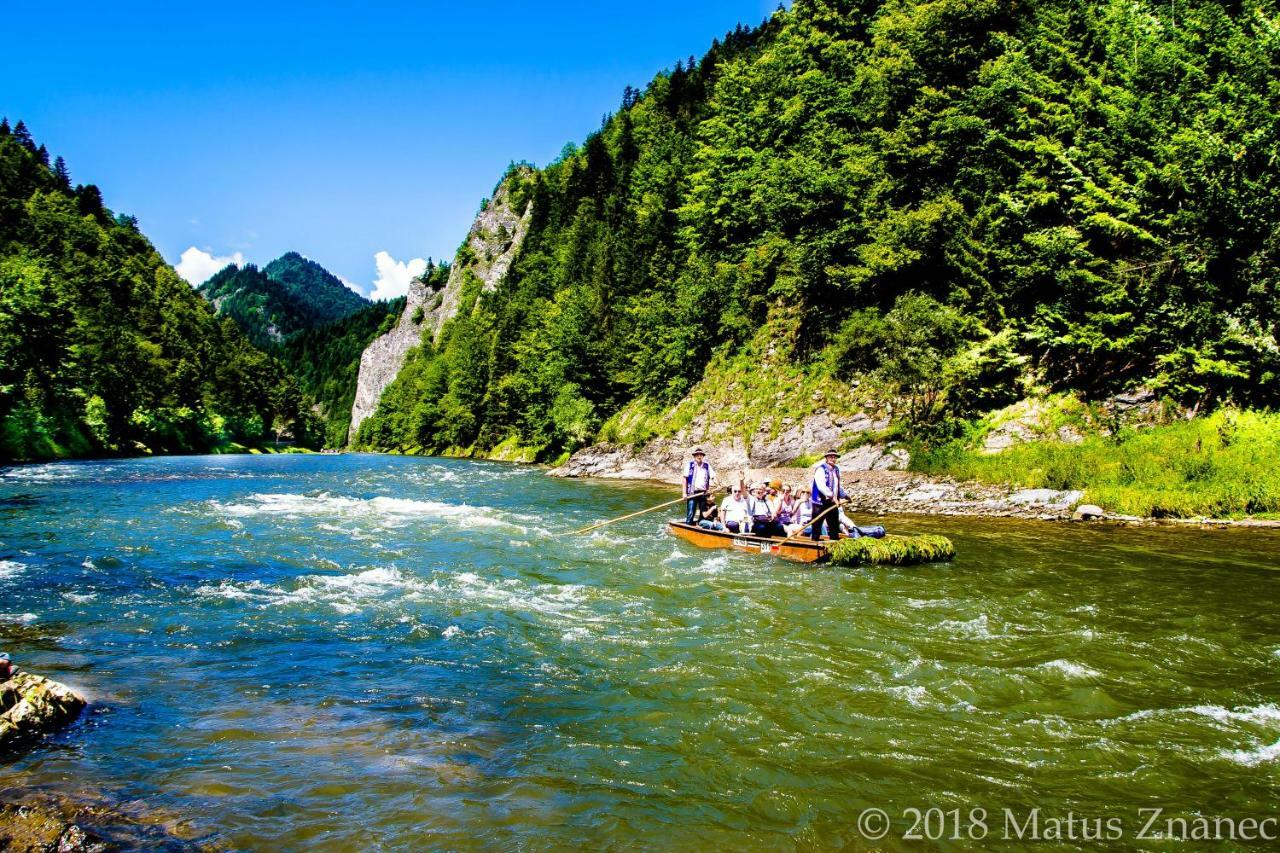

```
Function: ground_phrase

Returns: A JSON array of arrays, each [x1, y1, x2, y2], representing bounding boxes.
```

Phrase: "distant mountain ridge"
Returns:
[[198, 252, 369, 350]]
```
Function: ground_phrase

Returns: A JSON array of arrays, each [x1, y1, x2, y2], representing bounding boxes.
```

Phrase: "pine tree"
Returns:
[[12, 120, 33, 150], [53, 156, 71, 189]]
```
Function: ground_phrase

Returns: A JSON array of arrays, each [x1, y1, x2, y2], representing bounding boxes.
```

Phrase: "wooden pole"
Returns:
[[558, 490, 715, 537], [778, 500, 844, 546]]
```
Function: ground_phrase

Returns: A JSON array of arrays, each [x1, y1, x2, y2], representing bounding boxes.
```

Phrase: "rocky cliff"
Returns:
[[551, 408, 907, 483], [348, 171, 532, 442]]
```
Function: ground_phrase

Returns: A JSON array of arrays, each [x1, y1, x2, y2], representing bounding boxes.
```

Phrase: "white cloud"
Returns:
[[338, 275, 368, 298], [370, 251, 428, 301], [175, 246, 245, 286]]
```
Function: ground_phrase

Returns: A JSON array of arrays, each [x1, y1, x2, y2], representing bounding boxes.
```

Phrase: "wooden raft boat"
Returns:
[[667, 521, 829, 563]]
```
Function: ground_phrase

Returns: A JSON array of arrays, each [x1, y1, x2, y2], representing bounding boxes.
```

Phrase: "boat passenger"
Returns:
[[682, 448, 716, 524], [719, 484, 750, 533], [747, 483, 784, 538], [697, 503, 724, 531], [0, 652, 11, 680], [810, 450, 849, 541], [786, 489, 812, 537], [776, 484, 797, 530], [838, 508, 861, 538]]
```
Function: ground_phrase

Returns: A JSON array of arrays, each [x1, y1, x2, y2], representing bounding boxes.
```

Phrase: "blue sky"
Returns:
[[0, 1, 785, 298]]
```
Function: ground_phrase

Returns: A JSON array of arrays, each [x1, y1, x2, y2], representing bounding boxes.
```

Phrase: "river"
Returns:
[[0, 454, 1277, 848]]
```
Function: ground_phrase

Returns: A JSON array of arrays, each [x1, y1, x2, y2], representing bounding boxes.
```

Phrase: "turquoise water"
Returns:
[[0, 454, 1278, 849]]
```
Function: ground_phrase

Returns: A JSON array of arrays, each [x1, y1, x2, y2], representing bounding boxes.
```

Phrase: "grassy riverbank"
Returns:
[[915, 410, 1280, 519]]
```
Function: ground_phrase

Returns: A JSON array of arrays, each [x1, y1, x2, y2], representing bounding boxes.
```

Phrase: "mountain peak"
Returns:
[[198, 253, 368, 349]]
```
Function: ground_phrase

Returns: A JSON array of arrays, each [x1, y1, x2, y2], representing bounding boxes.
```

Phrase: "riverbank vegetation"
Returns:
[[0, 121, 317, 461], [916, 409, 1280, 519], [355, 0, 1280, 521]]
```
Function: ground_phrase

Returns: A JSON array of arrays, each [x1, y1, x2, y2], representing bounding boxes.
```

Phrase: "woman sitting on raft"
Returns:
[[747, 482, 784, 538]]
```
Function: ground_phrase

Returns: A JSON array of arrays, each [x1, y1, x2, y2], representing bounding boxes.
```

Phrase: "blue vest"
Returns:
[[811, 463, 842, 503], [684, 460, 712, 492]]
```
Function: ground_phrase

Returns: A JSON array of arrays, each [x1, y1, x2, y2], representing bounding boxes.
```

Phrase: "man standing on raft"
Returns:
[[683, 448, 716, 524], [810, 449, 848, 541]]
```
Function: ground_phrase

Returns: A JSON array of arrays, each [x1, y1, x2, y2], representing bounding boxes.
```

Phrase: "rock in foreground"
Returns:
[[0, 671, 86, 753], [0, 790, 212, 852]]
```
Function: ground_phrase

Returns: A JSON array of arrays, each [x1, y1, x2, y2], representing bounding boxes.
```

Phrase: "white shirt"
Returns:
[[685, 459, 714, 494], [720, 495, 749, 525]]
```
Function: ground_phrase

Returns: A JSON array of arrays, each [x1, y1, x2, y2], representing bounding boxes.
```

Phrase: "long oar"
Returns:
[[558, 491, 714, 537], [777, 499, 845, 546]]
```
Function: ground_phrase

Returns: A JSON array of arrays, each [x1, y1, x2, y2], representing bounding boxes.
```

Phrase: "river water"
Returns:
[[0, 454, 1277, 849]]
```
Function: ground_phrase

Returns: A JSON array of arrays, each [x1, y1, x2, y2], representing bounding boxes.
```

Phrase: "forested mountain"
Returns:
[[356, 0, 1280, 461], [198, 253, 369, 350], [281, 297, 404, 447], [0, 120, 316, 460], [264, 252, 368, 323]]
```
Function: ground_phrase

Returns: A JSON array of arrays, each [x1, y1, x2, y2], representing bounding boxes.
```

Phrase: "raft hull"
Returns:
[[667, 521, 828, 564]]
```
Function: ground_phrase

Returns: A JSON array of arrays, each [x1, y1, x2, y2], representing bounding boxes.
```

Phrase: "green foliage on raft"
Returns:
[[826, 534, 956, 567]]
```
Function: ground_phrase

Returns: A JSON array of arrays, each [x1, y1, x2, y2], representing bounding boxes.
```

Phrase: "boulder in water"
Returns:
[[0, 670, 87, 753], [1073, 504, 1106, 521]]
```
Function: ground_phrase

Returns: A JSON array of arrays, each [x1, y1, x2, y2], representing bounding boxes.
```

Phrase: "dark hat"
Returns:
[[692, 448, 705, 455], [824, 449, 839, 457]]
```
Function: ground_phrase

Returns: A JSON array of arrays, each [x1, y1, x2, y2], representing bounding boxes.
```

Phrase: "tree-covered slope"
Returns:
[[280, 297, 404, 447], [356, 0, 1280, 461], [0, 119, 316, 460], [263, 251, 369, 325], [198, 254, 369, 350]]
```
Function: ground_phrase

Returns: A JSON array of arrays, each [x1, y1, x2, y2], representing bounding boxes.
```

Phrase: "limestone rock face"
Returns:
[[348, 170, 533, 443], [0, 671, 86, 752], [346, 275, 431, 444], [551, 410, 901, 483]]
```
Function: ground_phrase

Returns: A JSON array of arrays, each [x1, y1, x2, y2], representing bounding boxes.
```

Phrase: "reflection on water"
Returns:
[[0, 454, 1278, 848]]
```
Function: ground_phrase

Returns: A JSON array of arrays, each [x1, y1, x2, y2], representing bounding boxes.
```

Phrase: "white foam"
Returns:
[[194, 579, 277, 602], [308, 567, 416, 593], [689, 554, 729, 574], [1, 463, 80, 481], [662, 547, 690, 564], [62, 592, 97, 603], [81, 558, 96, 569], [1036, 659, 1102, 680], [441, 625, 463, 639], [561, 626, 592, 642], [1187, 704, 1280, 727], [888, 685, 931, 707], [0, 560, 27, 580], [443, 572, 596, 617], [209, 492, 522, 530], [1112, 703, 1280, 728], [938, 614, 1000, 638], [0, 613, 37, 623], [1222, 739, 1280, 766]]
